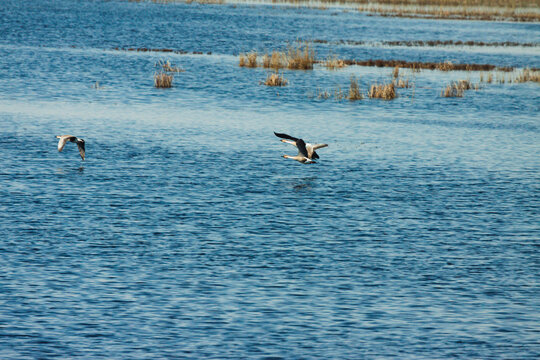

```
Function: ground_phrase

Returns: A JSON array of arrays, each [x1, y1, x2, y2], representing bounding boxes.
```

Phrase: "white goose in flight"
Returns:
[[275, 132, 328, 163], [56, 135, 85, 160]]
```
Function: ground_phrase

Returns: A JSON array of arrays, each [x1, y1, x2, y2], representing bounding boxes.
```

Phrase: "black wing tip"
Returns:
[[274, 132, 298, 141]]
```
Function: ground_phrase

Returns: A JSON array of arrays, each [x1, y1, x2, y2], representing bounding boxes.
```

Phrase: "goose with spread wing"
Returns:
[[275, 132, 327, 163], [56, 135, 85, 160], [275, 132, 328, 163]]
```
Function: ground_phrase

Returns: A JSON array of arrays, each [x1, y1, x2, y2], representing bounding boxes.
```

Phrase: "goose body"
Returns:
[[56, 135, 85, 160], [275, 132, 327, 163]]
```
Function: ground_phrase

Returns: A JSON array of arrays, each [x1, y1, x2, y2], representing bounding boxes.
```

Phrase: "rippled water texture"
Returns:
[[0, 0, 539, 358]]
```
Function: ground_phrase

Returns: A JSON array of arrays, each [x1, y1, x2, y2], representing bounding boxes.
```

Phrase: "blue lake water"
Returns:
[[1, 0, 539, 358]]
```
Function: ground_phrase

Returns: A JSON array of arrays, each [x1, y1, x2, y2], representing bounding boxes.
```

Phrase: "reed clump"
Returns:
[[158, 60, 184, 73], [480, 72, 494, 83], [514, 68, 540, 83], [286, 43, 315, 70], [334, 86, 345, 100], [241, 43, 315, 71], [324, 55, 348, 70], [262, 51, 288, 70], [441, 79, 478, 97], [436, 61, 454, 71], [368, 82, 396, 100], [441, 83, 464, 97], [263, 72, 288, 87], [391, 66, 412, 88], [392, 65, 400, 79], [395, 78, 411, 88], [315, 86, 346, 101], [348, 76, 363, 100], [239, 51, 258, 68], [317, 88, 332, 100], [154, 71, 173, 88]]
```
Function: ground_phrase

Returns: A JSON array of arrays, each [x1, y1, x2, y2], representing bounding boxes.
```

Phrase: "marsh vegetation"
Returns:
[[262, 71, 288, 86], [154, 71, 174, 88], [240, 43, 315, 70]]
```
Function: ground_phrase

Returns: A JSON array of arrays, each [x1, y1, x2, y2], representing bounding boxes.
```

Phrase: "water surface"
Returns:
[[0, 1, 539, 358]]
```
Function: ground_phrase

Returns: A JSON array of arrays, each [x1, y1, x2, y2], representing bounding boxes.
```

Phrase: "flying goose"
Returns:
[[56, 135, 85, 160], [275, 132, 328, 163]]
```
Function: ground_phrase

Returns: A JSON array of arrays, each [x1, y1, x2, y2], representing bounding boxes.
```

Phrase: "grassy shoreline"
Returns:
[[176, 0, 540, 22]]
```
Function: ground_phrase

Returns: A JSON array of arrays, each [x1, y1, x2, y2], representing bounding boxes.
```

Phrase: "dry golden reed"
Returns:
[[262, 51, 288, 69], [241, 43, 315, 71], [392, 65, 399, 79], [158, 60, 184, 73], [368, 82, 396, 99], [286, 43, 315, 70], [514, 68, 540, 83], [441, 83, 463, 97], [317, 88, 332, 100], [239, 52, 258, 68], [324, 55, 348, 70], [154, 71, 173, 88], [334, 86, 345, 100], [348, 76, 363, 100], [247, 52, 258, 68], [395, 78, 411, 88], [441, 79, 478, 97], [263, 72, 288, 86]]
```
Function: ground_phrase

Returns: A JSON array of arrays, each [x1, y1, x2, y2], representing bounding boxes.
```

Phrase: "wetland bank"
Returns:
[[0, 0, 539, 359]]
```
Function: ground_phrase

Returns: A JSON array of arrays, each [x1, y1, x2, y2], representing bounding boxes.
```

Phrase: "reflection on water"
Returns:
[[54, 166, 85, 175], [290, 176, 317, 191]]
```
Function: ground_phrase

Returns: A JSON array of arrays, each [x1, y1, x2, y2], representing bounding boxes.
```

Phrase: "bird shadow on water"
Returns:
[[55, 166, 84, 175], [280, 176, 318, 192]]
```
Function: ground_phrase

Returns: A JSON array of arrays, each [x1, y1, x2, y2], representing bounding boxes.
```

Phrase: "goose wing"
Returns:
[[76, 139, 85, 160], [56, 135, 75, 152], [296, 139, 309, 158], [274, 132, 299, 142], [312, 143, 328, 150]]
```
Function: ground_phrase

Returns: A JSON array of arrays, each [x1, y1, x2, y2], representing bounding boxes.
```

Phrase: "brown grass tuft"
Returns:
[[441, 83, 463, 97], [334, 86, 345, 100], [514, 68, 540, 83], [263, 72, 288, 87], [287, 43, 315, 70], [457, 79, 472, 90], [441, 80, 477, 97], [244, 43, 315, 71], [239, 52, 258, 68], [317, 88, 331, 100], [246, 52, 258, 68], [348, 76, 363, 100], [262, 51, 288, 70], [395, 77, 411, 88], [324, 55, 348, 70], [436, 61, 454, 71], [368, 82, 396, 100], [239, 53, 246, 67], [158, 60, 184, 73], [154, 71, 173, 88], [392, 65, 400, 79]]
